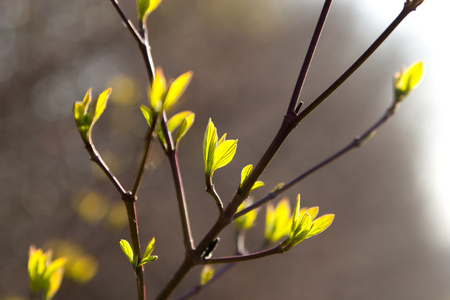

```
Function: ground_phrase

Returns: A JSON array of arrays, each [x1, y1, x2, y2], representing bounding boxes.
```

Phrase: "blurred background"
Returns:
[[0, 0, 448, 299]]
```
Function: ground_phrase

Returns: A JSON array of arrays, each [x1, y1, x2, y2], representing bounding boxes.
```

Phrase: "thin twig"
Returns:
[[295, 3, 415, 124], [206, 182, 224, 217], [161, 111, 195, 251], [286, 0, 333, 115], [85, 143, 127, 196], [132, 120, 157, 196], [235, 102, 400, 219]]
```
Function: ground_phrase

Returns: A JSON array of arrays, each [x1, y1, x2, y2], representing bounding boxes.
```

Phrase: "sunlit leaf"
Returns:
[[93, 88, 111, 125], [307, 214, 335, 238], [175, 112, 195, 146], [140, 105, 153, 127], [251, 181, 264, 191], [200, 265, 214, 286], [212, 139, 237, 171], [138, 255, 158, 267], [43, 266, 64, 300], [235, 200, 258, 231], [289, 195, 301, 241], [203, 119, 218, 176], [167, 111, 192, 132], [138, 239, 159, 267], [138, 0, 163, 23], [240, 164, 253, 187], [142, 238, 156, 260], [306, 207, 319, 220], [271, 199, 291, 242], [394, 61, 424, 103], [119, 239, 135, 266], [163, 71, 193, 111], [149, 67, 166, 113]]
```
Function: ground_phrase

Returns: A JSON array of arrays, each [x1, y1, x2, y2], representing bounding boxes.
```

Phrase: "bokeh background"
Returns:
[[1, 0, 449, 299]]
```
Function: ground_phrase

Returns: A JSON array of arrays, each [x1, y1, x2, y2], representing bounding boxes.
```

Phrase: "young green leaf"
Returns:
[[394, 61, 424, 103], [138, 0, 163, 23], [240, 164, 253, 187], [163, 71, 193, 111], [149, 67, 166, 114], [235, 199, 258, 231], [175, 112, 195, 146], [138, 238, 158, 267], [212, 139, 238, 171], [289, 194, 301, 241], [140, 105, 153, 127], [93, 88, 111, 125], [200, 265, 215, 286], [43, 265, 65, 300], [307, 214, 335, 238], [203, 119, 218, 176], [73, 88, 111, 144], [265, 198, 291, 243], [143, 238, 156, 259], [119, 239, 135, 266]]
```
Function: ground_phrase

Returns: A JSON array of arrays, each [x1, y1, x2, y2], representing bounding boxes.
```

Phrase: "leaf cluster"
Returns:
[[28, 246, 66, 300], [119, 238, 158, 269]]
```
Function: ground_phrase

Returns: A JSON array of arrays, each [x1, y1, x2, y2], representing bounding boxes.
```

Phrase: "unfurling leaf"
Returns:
[[240, 164, 265, 191], [203, 118, 218, 177], [202, 119, 238, 183], [28, 245, 66, 300], [140, 105, 153, 127], [394, 61, 424, 103], [138, 238, 158, 267], [200, 265, 215, 286], [164, 71, 193, 111], [149, 67, 166, 114], [307, 214, 335, 238], [156, 111, 195, 150], [138, 0, 163, 23], [119, 239, 135, 267], [279, 194, 334, 251], [265, 198, 291, 243], [235, 199, 258, 231], [175, 112, 195, 146], [73, 88, 111, 144]]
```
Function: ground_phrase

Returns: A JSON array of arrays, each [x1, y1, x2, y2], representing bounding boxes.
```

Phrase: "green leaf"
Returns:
[[92, 88, 111, 125], [138, 255, 158, 267], [200, 265, 214, 286], [306, 207, 319, 220], [140, 105, 153, 127], [138, 0, 163, 23], [28, 247, 46, 292], [265, 198, 291, 242], [203, 119, 218, 176], [149, 67, 166, 114], [307, 214, 335, 238], [43, 261, 65, 300], [235, 199, 258, 231], [138, 238, 158, 267], [240, 164, 253, 187], [212, 139, 238, 171], [167, 111, 192, 132], [142, 238, 156, 260], [73, 88, 111, 144], [163, 71, 193, 111], [289, 194, 301, 241], [251, 181, 264, 191], [41, 258, 66, 284], [175, 112, 195, 146], [119, 239, 134, 266], [394, 61, 424, 103]]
